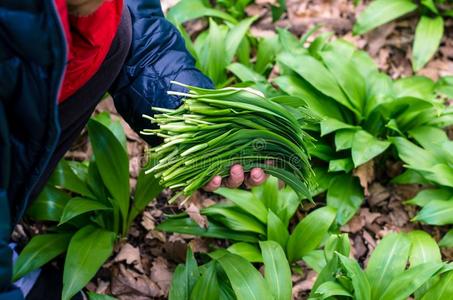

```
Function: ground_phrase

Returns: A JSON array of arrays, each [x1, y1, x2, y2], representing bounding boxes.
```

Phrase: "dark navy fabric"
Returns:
[[110, 0, 213, 145], [0, 0, 212, 298]]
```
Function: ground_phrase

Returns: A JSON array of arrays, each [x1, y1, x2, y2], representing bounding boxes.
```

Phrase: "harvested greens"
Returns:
[[142, 82, 315, 202]]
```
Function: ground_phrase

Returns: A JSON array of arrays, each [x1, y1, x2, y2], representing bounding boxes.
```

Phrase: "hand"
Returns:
[[203, 164, 267, 192]]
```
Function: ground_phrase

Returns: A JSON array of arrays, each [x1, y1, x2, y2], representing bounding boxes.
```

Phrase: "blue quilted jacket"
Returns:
[[0, 0, 212, 298]]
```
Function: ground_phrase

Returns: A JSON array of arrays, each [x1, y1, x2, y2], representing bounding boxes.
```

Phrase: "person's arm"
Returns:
[[110, 0, 213, 146], [110, 0, 265, 189]]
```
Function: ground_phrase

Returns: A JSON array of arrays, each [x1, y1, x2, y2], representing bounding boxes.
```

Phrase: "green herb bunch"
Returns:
[[142, 81, 316, 201]]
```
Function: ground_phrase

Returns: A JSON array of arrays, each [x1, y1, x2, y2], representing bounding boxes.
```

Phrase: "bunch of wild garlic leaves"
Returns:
[[142, 82, 316, 202]]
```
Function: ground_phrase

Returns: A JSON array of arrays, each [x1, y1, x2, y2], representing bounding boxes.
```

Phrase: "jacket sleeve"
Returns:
[[110, 0, 213, 145]]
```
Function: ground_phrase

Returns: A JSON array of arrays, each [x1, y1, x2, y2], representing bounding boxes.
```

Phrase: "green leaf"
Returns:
[[157, 217, 259, 242], [216, 253, 273, 300], [225, 17, 256, 63], [351, 130, 390, 167], [87, 292, 117, 300], [13, 233, 72, 281], [409, 126, 449, 151], [313, 281, 353, 299], [439, 230, 453, 248], [49, 160, 93, 198], [88, 119, 130, 229], [320, 118, 357, 136], [326, 174, 363, 225], [435, 76, 453, 98], [27, 186, 71, 222], [215, 188, 268, 223], [203, 205, 266, 235], [62, 226, 116, 300], [227, 243, 263, 263], [167, 0, 236, 24], [92, 112, 127, 150], [353, 0, 418, 34], [170, 248, 200, 300], [228, 63, 266, 83], [287, 206, 336, 262], [190, 262, 220, 300], [365, 232, 411, 299], [320, 43, 366, 112], [128, 168, 163, 225], [421, 270, 453, 300], [59, 197, 111, 226], [267, 210, 289, 249], [260, 241, 292, 300], [408, 230, 441, 267], [274, 75, 345, 121], [379, 262, 444, 300], [414, 200, 453, 225], [277, 27, 301, 52], [277, 52, 357, 115], [328, 158, 354, 173], [324, 234, 351, 261], [394, 76, 435, 99], [274, 186, 301, 226], [271, 0, 286, 21], [202, 19, 228, 85], [335, 129, 356, 151], [421, 0, 439, 13], [412, 16, 444, 71], [303, 250, 327, 273], [392, 169, 432, 185], [405, 188, 452, 207], [255, 36, 280, 74], [338, 254, 371, 300], [391, 137, 439, 170]]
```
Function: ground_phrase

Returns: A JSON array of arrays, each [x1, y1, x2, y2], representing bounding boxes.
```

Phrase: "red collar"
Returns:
[[55, 0, 123, 103]]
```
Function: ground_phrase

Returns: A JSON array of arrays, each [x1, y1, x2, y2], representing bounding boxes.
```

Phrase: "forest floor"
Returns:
[[13, 1, 453, 299]]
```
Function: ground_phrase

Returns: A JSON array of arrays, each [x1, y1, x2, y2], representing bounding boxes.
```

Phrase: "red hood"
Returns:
[[55, 0, 123, 102]]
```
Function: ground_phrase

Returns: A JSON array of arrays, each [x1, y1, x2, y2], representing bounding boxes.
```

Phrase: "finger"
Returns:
[[225, 164, 245, 188], [246, 168, 266, 187], [203, 175, 222, 192]]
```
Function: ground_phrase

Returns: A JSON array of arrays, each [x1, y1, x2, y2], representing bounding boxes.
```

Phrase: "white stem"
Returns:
[[167, 91, 195, 98], [170, 80, 189, 88]]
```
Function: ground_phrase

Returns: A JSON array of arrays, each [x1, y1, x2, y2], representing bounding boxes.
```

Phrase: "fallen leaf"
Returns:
[[150, 257, 173, 296], [186, 203, 208, 228], [353, 160, 375, 196], [292, 270, 317, 297], [368, 183, 390, 207], [111, 265, 161, 298], [114, 243, 145, 273], [141, 211, 155, 231]]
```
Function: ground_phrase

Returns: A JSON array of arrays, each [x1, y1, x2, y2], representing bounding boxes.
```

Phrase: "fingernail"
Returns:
[[231, 164, 243, 176], [251, 169, 262, 180], [212, 176, 221, 185]]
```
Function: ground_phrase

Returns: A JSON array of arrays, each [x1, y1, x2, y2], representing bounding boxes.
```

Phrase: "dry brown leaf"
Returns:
[[341, 215, 365, 234], [95, 279, 110, 294], [111, 264, 161, 298], [141, 211, 155, 231], [114, 243, 145, 274], [367, 23, 395, 56], [368, 183, 390, 207], [145, 230, 167, 243], [150, 257, 173, 296], [187, 203, 208, 228], [189, 238, 210, 253], [353, 160, 375, 196], [256, 0, 278, 6], [292, 270, 317, 297]]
